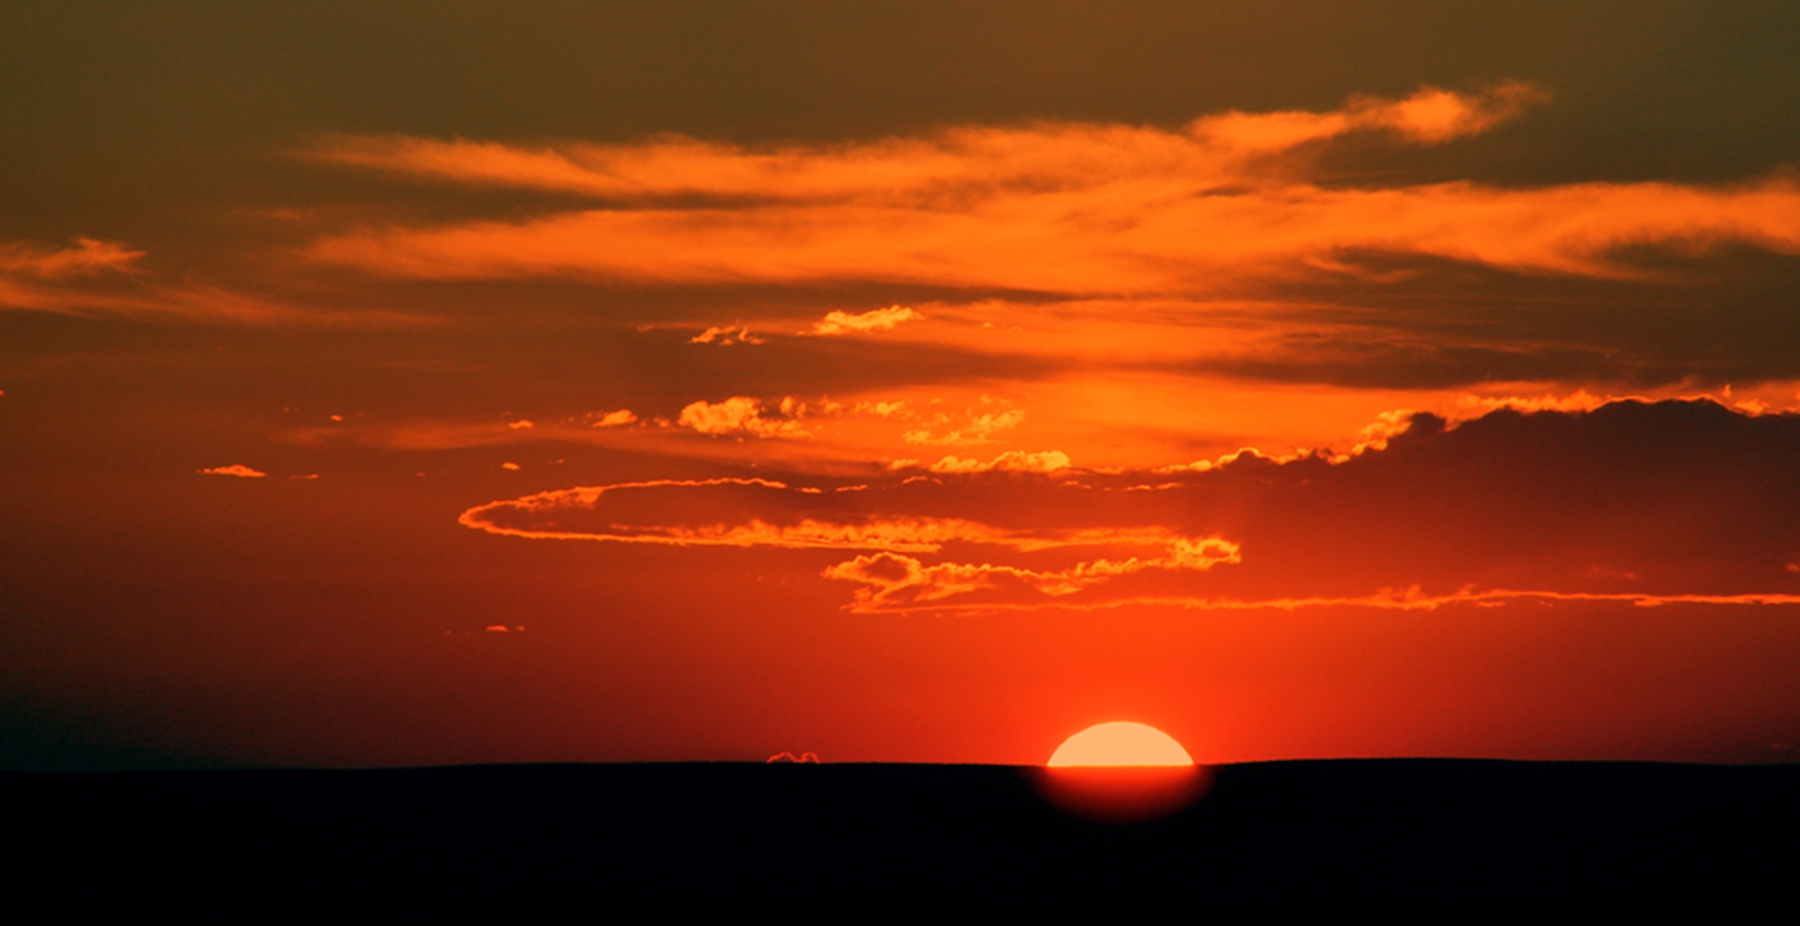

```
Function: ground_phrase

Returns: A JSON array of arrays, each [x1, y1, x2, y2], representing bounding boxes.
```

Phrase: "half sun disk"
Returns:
[[1047, 722, 1194, 767]]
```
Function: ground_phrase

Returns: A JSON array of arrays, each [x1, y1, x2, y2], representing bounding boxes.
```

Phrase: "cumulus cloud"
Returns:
[[199, 464, 267, 478], [808, 305, 923, 335], [678, 396, 810, 438]]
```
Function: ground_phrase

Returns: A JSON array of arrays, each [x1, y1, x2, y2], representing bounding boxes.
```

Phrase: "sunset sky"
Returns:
[[5, 1, 1800, 769]]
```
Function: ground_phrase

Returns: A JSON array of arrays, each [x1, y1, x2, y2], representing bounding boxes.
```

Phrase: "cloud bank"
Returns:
[[460, 401, 1800, 614]]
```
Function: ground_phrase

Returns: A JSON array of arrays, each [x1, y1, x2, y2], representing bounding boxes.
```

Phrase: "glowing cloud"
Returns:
[[311, 85, 1537, 201], [678, 397, 810, 439], [822, 537, 1242, 610], [902, 404, 1024, 446], [306, 84, 1800, 296], [0, 238, 144, 279], [459, 401, 1800, 616], [199, 464, 267, 478], [690, 325, 764, 345], [908, 451, 1072, 474], [587, 409, 639, 428], [808, 306, 923, 335]]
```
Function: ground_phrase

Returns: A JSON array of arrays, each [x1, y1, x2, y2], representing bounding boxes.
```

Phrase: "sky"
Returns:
[[5, 1, 1800, 769]]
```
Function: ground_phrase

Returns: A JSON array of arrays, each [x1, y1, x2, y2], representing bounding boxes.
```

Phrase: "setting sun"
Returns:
[[1047, 722, 1195, 767]]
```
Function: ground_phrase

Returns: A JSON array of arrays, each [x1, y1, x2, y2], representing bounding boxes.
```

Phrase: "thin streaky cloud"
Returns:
[[310, 85, 1541, 201], [827, 585, 1800, 616], [0, 238, 144, 278]]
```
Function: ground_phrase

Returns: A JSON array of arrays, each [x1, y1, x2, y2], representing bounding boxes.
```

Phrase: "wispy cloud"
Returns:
[[309, 85, 1541, 202], [690, 325, 764, 345], [0, 238, 144, 278], [0, 238, 424, 325], [459, 400, 1800, 615], [305, 84, 1800, 295], [894, 450, 1072, 473]]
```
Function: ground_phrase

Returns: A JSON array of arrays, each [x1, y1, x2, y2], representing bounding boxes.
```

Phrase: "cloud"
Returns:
[[808, 305, 923, 335], [0, 239, 424, 324], [311, 85, 1538, 202], [459, 475, 1205, 553], [0, 238, 144, 279], [1192, 82, 1545, 153], [458, 400, 1800, 615], [587, 409, 638, 428], [904, 450, 1072, 474], [305, 84, 1800, 297], [199, 464, 267, 478], [822, 537, 1241, 611], [678, 396, 810, 438], [901, 401, 1024, 446], [690, 325, 764, 345]]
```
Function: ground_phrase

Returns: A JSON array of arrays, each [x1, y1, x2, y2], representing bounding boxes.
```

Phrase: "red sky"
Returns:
[[5, 1, 1800, 768]]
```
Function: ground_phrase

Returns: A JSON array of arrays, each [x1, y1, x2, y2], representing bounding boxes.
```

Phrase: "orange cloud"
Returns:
[[0, 240, 422, 325], [823, 537, 1242, 610], [587, 409, 639, 428], [825, 583, 1800, 616], [305, 85, 1800, 294], [199, 464, 267, 478], [0, 238, 144, 279], [312, 85, 1537, 201], [891, 450, 1071, 473], [1194, 82, 1544, 152], [304, 176, 1800, 291], [808, 305, 923, 335], [902, 414, 1022, 446], [678, 396, 810, 439], [457, 400, 1800, 616], [690, 325, 764, 345], [458, 476, 1214, 554]]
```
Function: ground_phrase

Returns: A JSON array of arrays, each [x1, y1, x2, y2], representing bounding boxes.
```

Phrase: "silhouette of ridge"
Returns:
[[8, 759, 1796, 911]]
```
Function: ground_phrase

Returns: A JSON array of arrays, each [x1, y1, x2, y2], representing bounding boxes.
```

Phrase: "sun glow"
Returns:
[[1046, 722, 1195, 767]]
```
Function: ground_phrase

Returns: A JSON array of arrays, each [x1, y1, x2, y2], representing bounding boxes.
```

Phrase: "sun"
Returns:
[[1046, 721, 1194, 767]]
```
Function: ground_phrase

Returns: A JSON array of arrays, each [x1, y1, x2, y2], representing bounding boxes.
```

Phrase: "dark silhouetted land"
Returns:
[[8, 759, 1797, 912]]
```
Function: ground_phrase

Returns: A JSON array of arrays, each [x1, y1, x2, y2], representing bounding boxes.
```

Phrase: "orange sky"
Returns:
[[4, 1, 1800, 769]]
